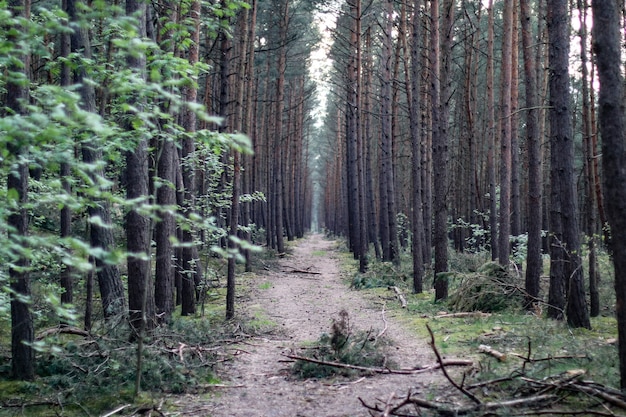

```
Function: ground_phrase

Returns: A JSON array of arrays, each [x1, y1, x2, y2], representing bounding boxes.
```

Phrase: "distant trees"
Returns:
[[320, 0, 603, 329], [1, 0, 317, 380]]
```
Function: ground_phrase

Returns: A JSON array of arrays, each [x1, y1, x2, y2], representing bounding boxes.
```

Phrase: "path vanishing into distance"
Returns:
[[172, 234, 451, 417]]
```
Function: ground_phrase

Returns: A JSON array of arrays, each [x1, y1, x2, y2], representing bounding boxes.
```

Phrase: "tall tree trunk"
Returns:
[[154, 137, 176, 319], [7, 0, 34, 381], [154, 1, 180, 317], [577, 0, 599, 317], [432, 0, 453, 300], [498, 0, 513, 266], [592, 0, 626, 387], [510, 3, 521, 241], [380, 0, 394, 262], [60, 3, 73, 306], [362, 27, 381, 259], [546, 0, 590, 329], [226, 4, 250, 320], [520, 0, 542, 309], [410, 0, 425, 293], [125, 0, 154, 332], [273, 0, 289, 254], [486, 0, 498, 261], [180, 0, 203, 317], [69, 0, 126, 319]]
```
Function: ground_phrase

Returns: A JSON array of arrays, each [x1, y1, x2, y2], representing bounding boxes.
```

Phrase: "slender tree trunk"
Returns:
[[273, 0, 289, 254], [380, 0, 394, 263], [432, 0, 453, 300], [486, 0, 498, 261], [60, 5, 73, 306], [410, 0, 424, 293], [6, 0, 34, 381], [125, 0, 154, 332], [154, 137, 176, 319], [179, 0, 203, 317], [498, 0, 513, 266], [592, 0, 626, 387], [577, 0, 599, 317], [69, 0, 126, 319], [520, 0, 542, 309], [510, 3, 521, 241]]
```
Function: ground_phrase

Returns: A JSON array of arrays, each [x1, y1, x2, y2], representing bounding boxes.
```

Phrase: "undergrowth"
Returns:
[[343, 243, 620, 390], [0, 315, 235, 415], [292, 309, 390, 379]]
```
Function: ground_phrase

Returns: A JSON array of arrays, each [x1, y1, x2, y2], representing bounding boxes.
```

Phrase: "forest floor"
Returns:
[[169, 233, 453, 417]]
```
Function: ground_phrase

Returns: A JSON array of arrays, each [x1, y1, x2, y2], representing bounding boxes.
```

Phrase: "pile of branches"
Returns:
[[360, 325, 626, 417], [289, 310, 391, 379], [447, 262, 524, 313]]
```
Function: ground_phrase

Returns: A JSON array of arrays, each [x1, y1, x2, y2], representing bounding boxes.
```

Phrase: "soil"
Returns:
[[172, 234, 448, 417]]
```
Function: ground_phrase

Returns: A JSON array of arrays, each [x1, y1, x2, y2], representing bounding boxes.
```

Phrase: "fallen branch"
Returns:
[[388, 286, 407, 308], [200, 383, 246, 389], [511, 352, 590, 363], [36, 326, 90, 340], [426, 323, 481, 404], [101, 404, 131, 417], [434, 312, 492, 319], [283, 264, 321, 274], [360, 393, 558, 417], [284, 353, 472, 375], [376, 304, 389, 339], [479, 344, 507, 362]]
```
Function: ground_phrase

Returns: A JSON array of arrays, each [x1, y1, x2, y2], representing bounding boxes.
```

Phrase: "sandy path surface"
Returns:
[[179, 234, 445, 417]]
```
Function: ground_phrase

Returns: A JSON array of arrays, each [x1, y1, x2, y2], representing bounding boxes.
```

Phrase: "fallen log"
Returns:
[[388, 286, 407, 308], [479, 344, 507, 362], [36, 326, 90, 340]]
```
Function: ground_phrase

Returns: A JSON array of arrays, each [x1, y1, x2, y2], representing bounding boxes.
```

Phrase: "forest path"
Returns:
[[177, 234, 445, 417]]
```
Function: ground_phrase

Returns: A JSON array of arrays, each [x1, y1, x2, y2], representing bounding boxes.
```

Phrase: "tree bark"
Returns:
[[125, 0, 155, 332], [592, 0, 626, 387], [6, 0, 34, 381], [497, 0, 513, 266], [486, 0, 498, 262], [410, 0, 424, 293], [432, 0, 453, 300], [520, 0, 543, 309], [68, 0, 126, 319], [546, 0, 589, 329]]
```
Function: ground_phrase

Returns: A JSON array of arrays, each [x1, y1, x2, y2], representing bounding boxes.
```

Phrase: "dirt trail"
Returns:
[[181, 234, 445, 417]]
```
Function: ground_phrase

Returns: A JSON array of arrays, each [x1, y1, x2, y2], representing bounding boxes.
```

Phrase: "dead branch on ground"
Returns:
[[375, 304, 389, 340], [388, 286, 407, 308], [427, 324, 481, 404], [283, 264, 321, 274], [36, 325, 91, 340], [434, 312, 492, 319], [360, 325, 626, 417], [284, 353, 472, 375], [479, 344, 507, 361], [360, 392, 558, 417]]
